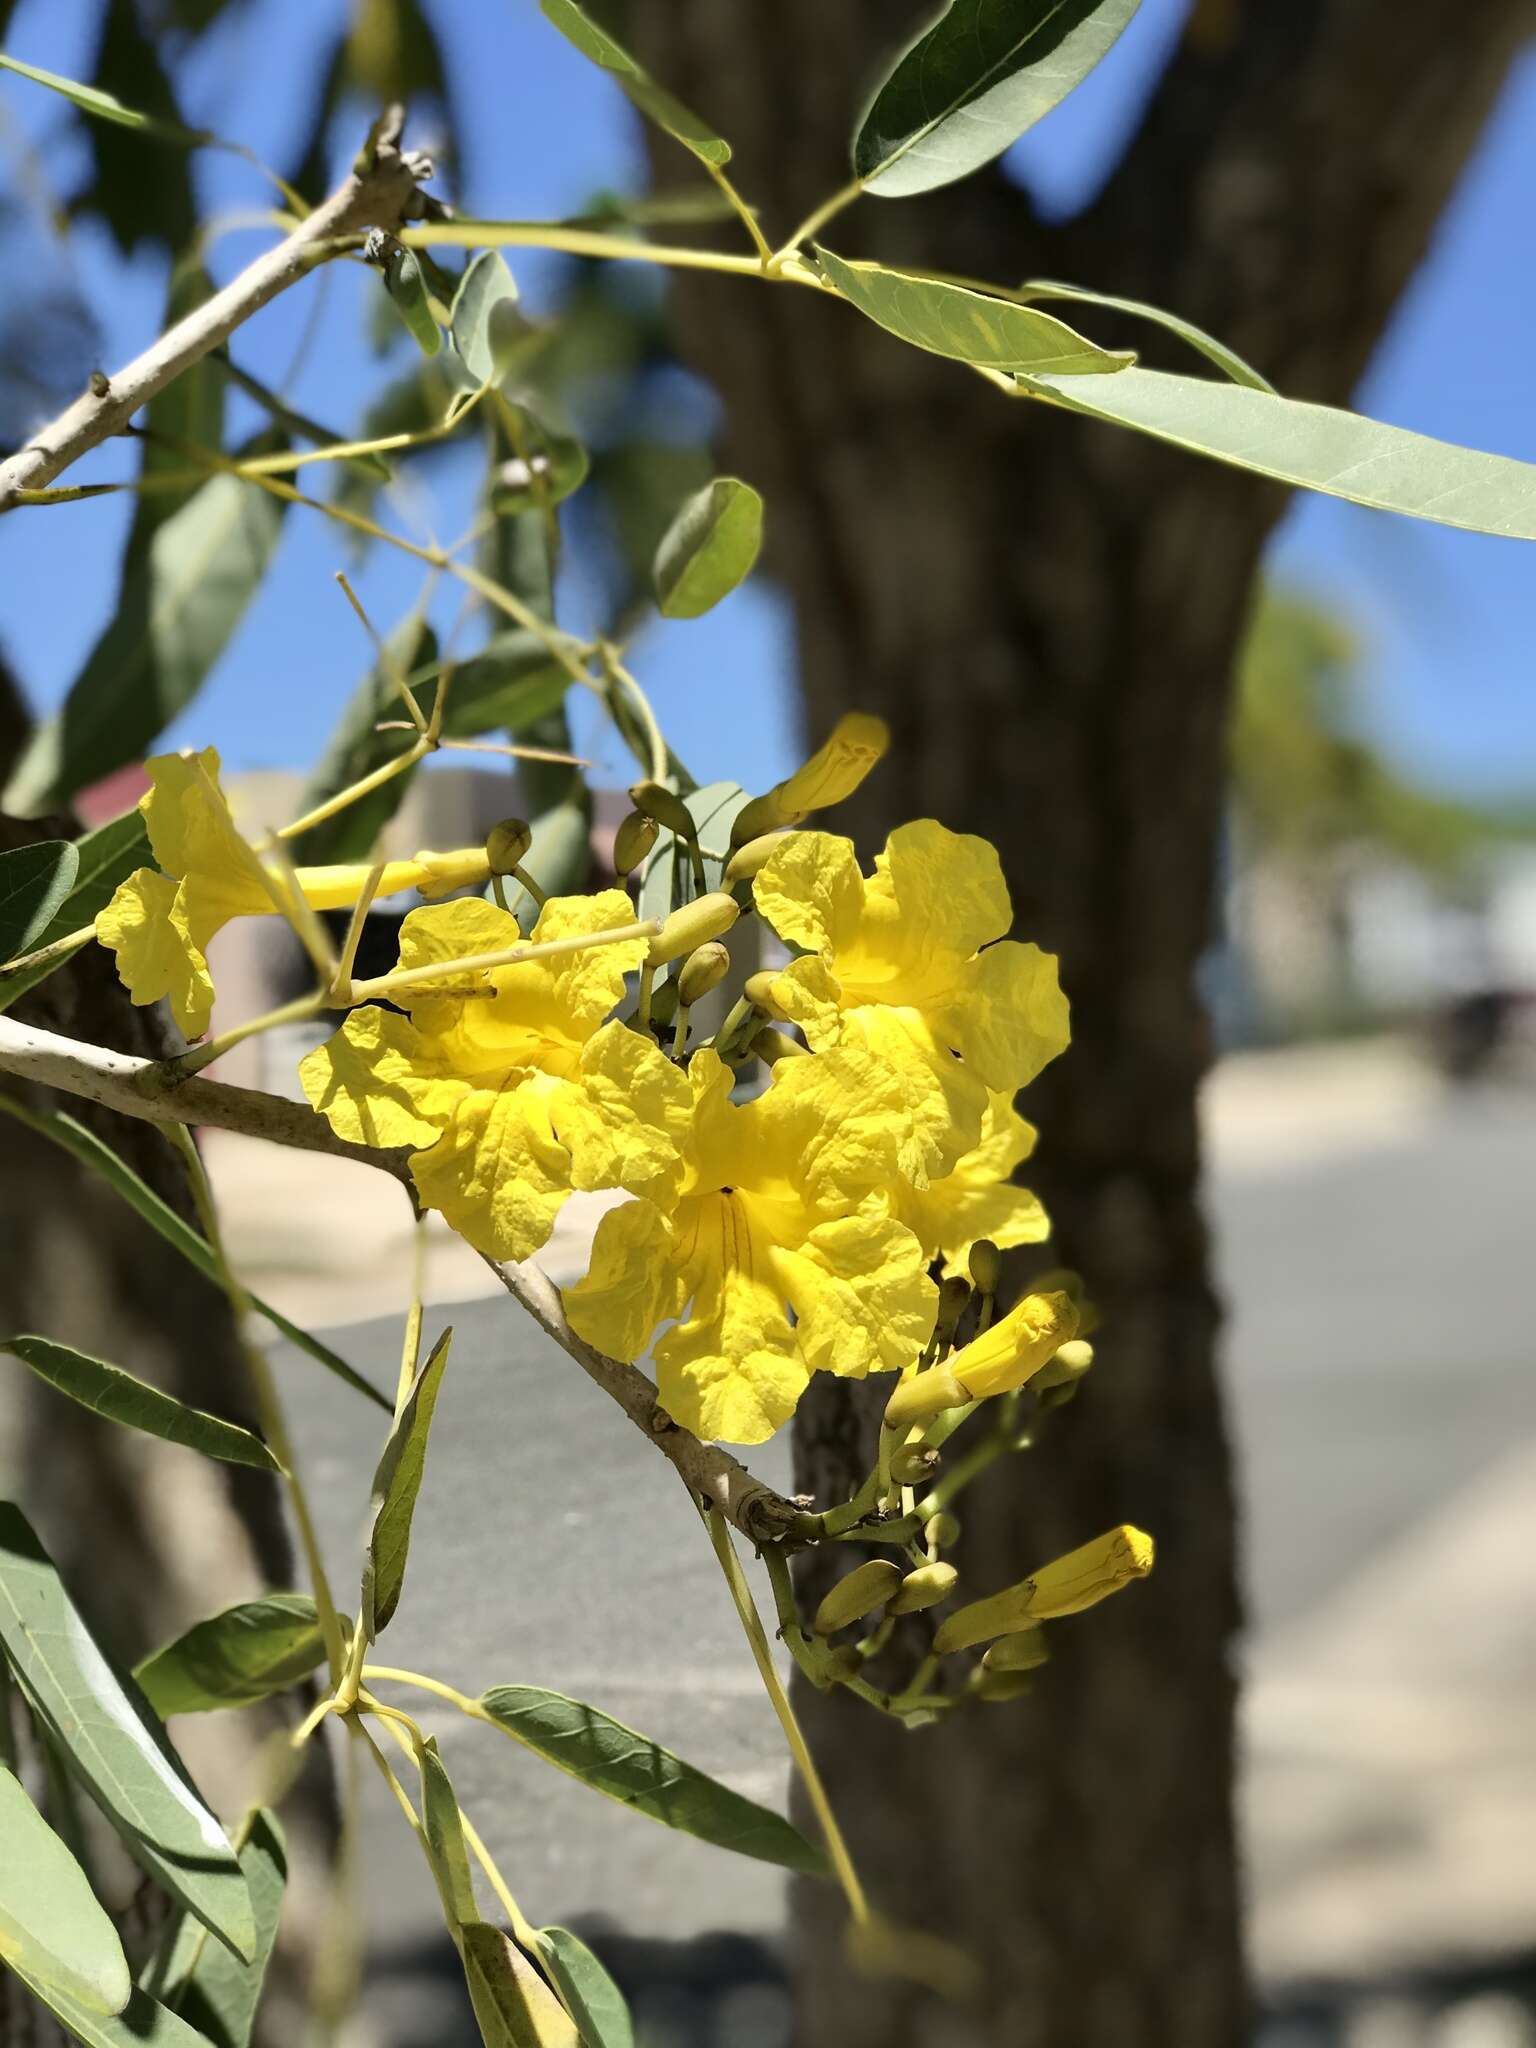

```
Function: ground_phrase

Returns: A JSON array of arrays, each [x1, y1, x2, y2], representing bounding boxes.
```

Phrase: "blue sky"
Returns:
[[2, 0, 1534, 801]]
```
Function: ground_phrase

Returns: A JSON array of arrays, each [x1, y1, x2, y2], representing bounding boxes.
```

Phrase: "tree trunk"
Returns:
[[623, 4, 1534, 2042]]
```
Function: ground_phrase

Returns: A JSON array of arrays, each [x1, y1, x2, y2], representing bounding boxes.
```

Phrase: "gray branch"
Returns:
[[0, 112, 431, 511]]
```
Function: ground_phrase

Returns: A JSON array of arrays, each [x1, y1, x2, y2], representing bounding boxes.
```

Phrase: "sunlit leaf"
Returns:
[[3, 1337, 279, 1472], [460, 1922, 580, 2048], [653, 478, 763, 619], [1016, 279, 1275, 391], [854, 0, 1141, 197], [0, 1504, 253, 1961], [450, 253, 535, 388], [490, 409, 590, 517], [0, 49, 207, 145], [379, 244, 442, 359], [1018, 364, 1536, 538], [816, 248, 1132, 375], [0, 814, 149, 1015], [538, 1928, 634, 2048], [7, 1968, 216, 2048], [416, 1737, 477, 1927], [135, 1600, 324, 1718], [0, 842, 78, 965], [361, 1329, 453, 1638], [140, 1811, 285, 2048], [476, 1686, 827, 1876], [0, 1762, 130, 2015], [538, 0, 730, 167]]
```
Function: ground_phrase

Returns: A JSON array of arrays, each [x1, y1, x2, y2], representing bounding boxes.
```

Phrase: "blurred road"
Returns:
[[218, 1038, 1536, 2035]]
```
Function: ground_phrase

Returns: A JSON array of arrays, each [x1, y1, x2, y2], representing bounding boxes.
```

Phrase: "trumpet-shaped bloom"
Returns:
[[301, 892, 690, 1263], [891, 1093, 1049, 1276], [563, 1048, 937, 1445], [96, 749, 491, 1038], [948, 1288, 1078, 1402], [731, 712, 890, 843], [753, 821, 1069, 1182]]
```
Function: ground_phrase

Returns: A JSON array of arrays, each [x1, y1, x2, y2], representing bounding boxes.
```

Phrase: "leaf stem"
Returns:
[[771, 179, 865, 269], [0, 924, 97, 984]]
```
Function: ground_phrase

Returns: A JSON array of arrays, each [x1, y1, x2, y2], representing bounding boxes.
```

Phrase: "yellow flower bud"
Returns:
[[948, 1290, 1078, 1403], [729, 712, 890, 845], [677, 941, 731, 1007], [972, 1667, 1036, 1703], [889, 1444, 939, 1486], [742, 969, 785, 1015], [749, 1027, 808, 1065], [612, 810, 659, 878], [924, 1512, 960, 1552], [883, 1368, 965, 1431], [723, 831, 789, 885], [646, 892, 739, 967], [812, 1559, 904, 1637], [967, 1238, 1001, 1296], [888, 1562, 958, 1616], [1033, 1338, 1094, 1393], [982, 1627, 1050, 1674], [933, 1526, 1154, 1656], [298, 848, 494, 909], [484, 818, 533, 875], [628, 780, 698, 840]]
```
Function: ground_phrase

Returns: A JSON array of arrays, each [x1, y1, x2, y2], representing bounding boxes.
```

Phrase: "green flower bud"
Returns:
[[972, 1667, 1036, 1703], [723, 831, 789, 885], [924, 1512, 961, 1552], [824, 1645, 862, 1683], [812, 1559, 903, 1637], [883, 1369, 965, 1431], [485, 817, 533, 875], [612, 810, 659, 878], [646, 892, 739, 967], [677, 941, 731, 1007], [628, 780, 698, 841], [889, 1444, 940, 1487], [749, 1027, 808, 1065], [729, 789, 799, 848], [968, 1238, 1001, 1296], [888, 1562, 958, 1616], [1033, 1338, 1094, 1392], [647, 974, 680, 1029], [935, 1274, 972, 1345], [982, 1627, 1050, 1674]]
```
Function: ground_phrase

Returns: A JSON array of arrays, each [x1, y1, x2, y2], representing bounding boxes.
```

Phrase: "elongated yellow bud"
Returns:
[[295, 847, 492, 909], [1033, 1338, 1094, 1393], [750, 1027, 808, 1065], [742, 969, 785, 1015], [982, 1628, 1050, 1674], [485, 817, 533, 875], [883, 1368, 965, 1431], [812, 1559, 903, 1636], [677, 941, 731, 1007], [628, 780, 697, 840], [888, 1562, 958, 1616], [948, 1290, 1078, 1403], [933, 1526, 1154, 1655], [723, 831, 789, 885], [967, 1238, 1001, 1296], [612, 810, 659, 877], [646, 892, 739, 967], [729, 712, 890, 845]]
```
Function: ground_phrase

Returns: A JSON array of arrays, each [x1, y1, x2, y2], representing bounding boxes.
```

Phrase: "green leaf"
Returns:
[[459, 1922, 580, 2048], [134, 1600, 324, 1718], [144, 267, 226, 531], [539, 0, 730, 167], [0, 813, 151, 1014], [380, 245, 441, 359], [141, 1811, 285, 2048], [416, 1737, 477, 1927], [816, 247, 1133, 376], [0, 1762, 130, 2015], [1017, 364, 1536, 539], [3, 1338, 279, 1473], [0, 843, 79, 965], [854, 0, 1141, 197], [0, 1099, 390, 1411], [637, 781, 751, 924], [0, 49, 208, 145], [537, 1929, 633, 2048], [1016, 279, 1275, 391], [450, 253, 534, 388], [0, 1505, 254, 1961], [8, 1969, 217, 2048], [476, 1686, 827, 1877], [491, 410, 590, 517], [653, 479, 763, 619], [361, 1329, 453, 1638], [4, 458, 286, 817]]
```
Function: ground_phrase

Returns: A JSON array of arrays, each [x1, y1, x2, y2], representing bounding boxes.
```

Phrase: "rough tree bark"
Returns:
[[623, 5, 1535, 2043]]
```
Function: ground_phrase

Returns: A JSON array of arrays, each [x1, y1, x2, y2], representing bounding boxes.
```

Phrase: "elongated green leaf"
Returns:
[[538, 1928, 633, 2048], [381, 244, 441, 359], [476, 1686, 826, 1876], [9, 1967, 217, 2048], [816, 248, 1132, 376], [450, 253, 533, 388], [144, 267, 226, 530], [1017, 279, 1275, 391], [653, 479, 763, 619], [5, 459, 286, 816], [361, 1329, 453, 1638], [460, 1922, 580, 2048], [141, 1811, 285, 2048], [539, 0, 730, 166], [0, 843, 78, 964], [0, 50, 209, 145], [0, 1099, 390, 1411], [855, 0, 1141, 197], [0, 813, 151, 1014], [638, 780, 751, 924], [0, 1763, 130, 2015], [1018, 365, 1536, 539], [416, 1738, 477, 1927], [0, 1505, 253, 1961], [135, 1599, 324, 1718], [3, 1338, 278, 1473]]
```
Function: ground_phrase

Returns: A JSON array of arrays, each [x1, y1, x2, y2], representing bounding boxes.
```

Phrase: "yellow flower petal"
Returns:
[[897, 1094, 1050, 1271], [563, 1199, 686, 1361], [139, 749, 273, 936], [739, 1043, 917, 1211], [841, 1002, 989, 1182], [949, 1288, 1078, 1401], [773, 712, 889, 818], [411, 1077, 572, 1262], [653, 1209, 809, 1444], [525, 889, 651, 1035], [556, 1021, 692, 1207], [96, 868, 215, 1040], [772, 1214, 936, 1380], [936, 938, 1070, 1094], [864, 818, 1012, 967], [299, 1007, 466, 1150], [752, 831, 865, 957]]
